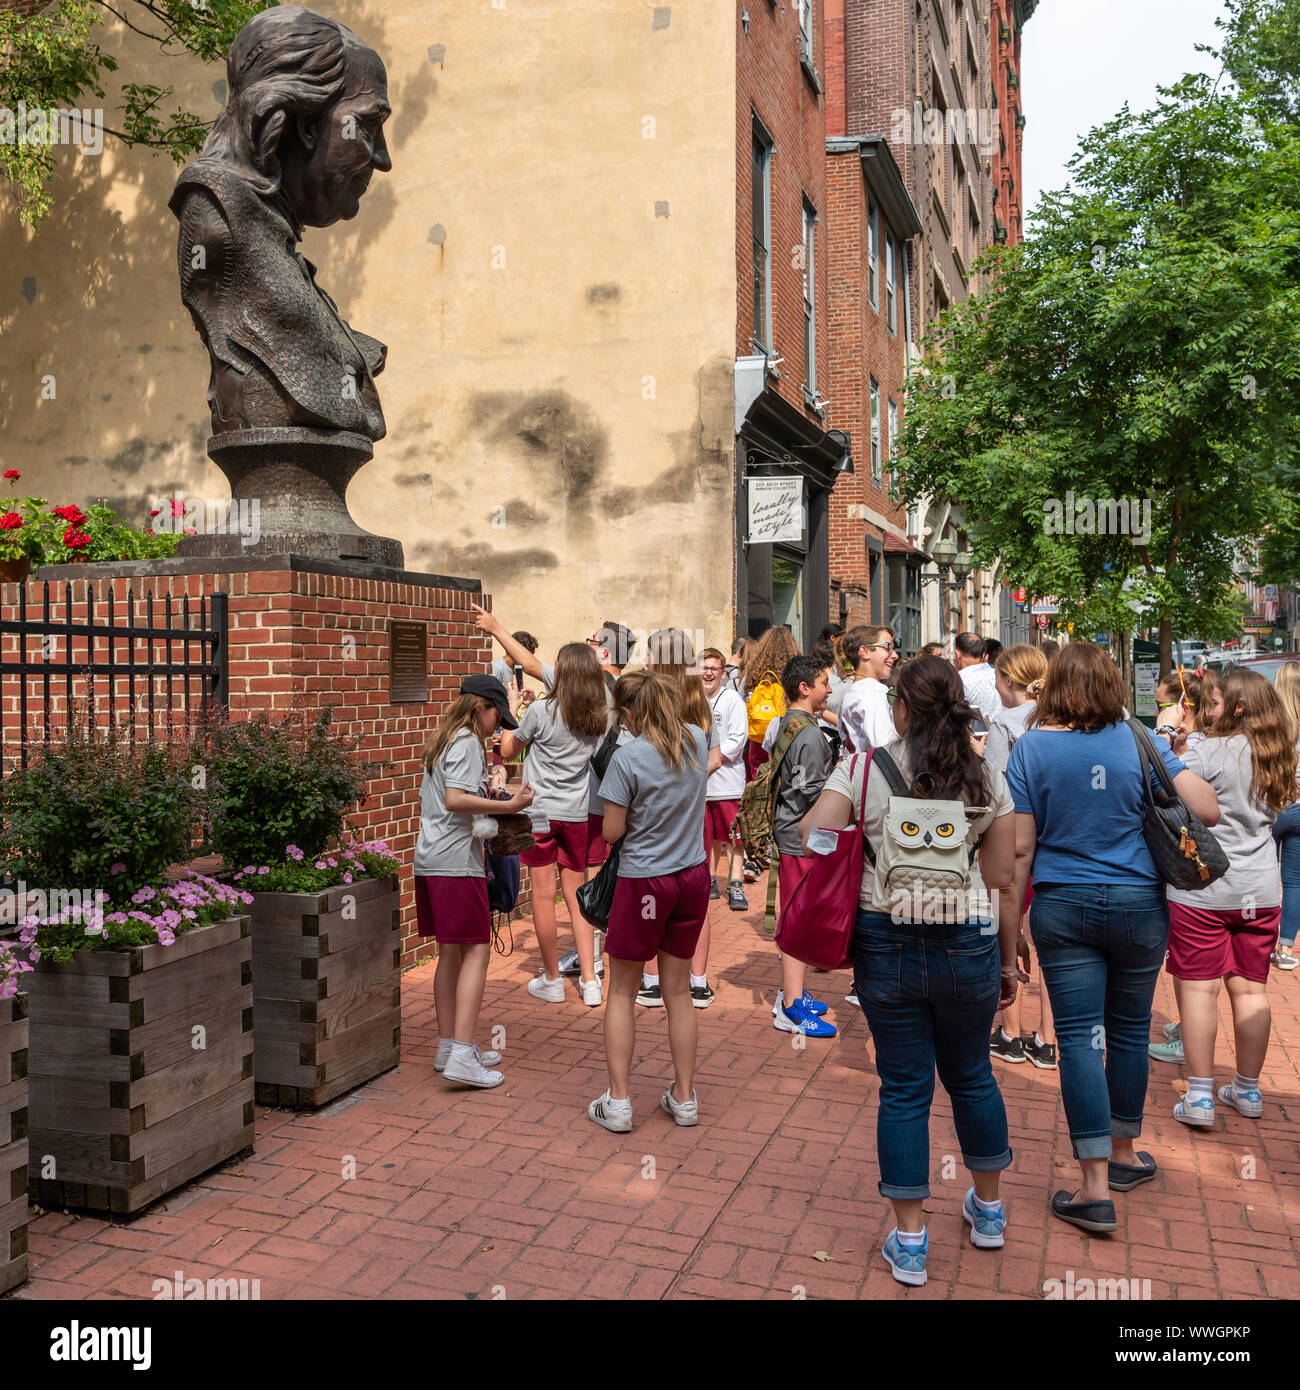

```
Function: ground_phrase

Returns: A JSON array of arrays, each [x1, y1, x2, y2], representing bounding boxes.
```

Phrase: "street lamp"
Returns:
[[920, 538, 973, 637]]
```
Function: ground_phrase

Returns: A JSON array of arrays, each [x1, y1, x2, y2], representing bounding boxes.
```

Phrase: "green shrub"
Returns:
[[203, 706, 374, 869], [0, 717, 201, 905]]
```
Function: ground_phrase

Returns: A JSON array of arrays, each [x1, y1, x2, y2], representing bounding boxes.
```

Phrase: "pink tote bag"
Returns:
[[774, 751, 873, 971]]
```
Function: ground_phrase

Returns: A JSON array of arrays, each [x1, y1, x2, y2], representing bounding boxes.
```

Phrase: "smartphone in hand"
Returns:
[[513, 663, 524, 690]]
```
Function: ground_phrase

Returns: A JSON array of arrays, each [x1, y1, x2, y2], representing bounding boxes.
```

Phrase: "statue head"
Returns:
[[202, 5, 391, 228]]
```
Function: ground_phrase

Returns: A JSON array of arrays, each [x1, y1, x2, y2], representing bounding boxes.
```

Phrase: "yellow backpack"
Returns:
[[746, 670, 786, 742]]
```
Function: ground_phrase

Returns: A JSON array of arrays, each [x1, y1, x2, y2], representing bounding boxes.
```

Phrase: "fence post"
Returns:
[[209, 591, 229, 709]]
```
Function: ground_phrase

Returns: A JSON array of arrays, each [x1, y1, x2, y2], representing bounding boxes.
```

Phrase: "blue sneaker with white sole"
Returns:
[[772, 997, 837, 1039], [1218, 1084, 1263, 1118], [962, 1187, 1006, 1248], [882, 1228, 928, 1286], [1174, 1096, 1215, 1127], [799, 992, 829, 1016]]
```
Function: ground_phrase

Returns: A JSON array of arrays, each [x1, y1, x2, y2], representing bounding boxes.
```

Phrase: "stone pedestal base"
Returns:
[[175, 427, 404, 568]]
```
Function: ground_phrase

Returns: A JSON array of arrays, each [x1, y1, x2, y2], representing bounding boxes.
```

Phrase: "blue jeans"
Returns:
[[853, 911, 1011, 1200], [1029, 883, 1168, 1161], [1272, 803, 1300, 947]]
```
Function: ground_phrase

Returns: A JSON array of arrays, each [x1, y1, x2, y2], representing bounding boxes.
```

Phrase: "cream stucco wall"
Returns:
[[0, 1, 738, 661]]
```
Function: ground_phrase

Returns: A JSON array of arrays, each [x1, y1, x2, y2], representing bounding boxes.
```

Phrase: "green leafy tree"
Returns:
[[895, 77, 1300, 674], [1216, 0, 1300, 125], [1, 0, 275, 227]]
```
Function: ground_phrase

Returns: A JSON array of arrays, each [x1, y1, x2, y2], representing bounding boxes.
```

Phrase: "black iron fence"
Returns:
[[0, 582, 228, 768]]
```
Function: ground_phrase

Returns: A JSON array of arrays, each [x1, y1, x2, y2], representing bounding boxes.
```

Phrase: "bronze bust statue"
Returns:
[[171, 5, 402, 566]]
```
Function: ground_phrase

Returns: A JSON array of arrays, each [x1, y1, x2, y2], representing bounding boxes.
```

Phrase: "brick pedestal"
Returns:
[[7, 556, 499, 969]]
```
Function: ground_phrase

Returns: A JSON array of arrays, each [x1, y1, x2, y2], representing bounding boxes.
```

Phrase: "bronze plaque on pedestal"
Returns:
[[388, 620, 429, 703]]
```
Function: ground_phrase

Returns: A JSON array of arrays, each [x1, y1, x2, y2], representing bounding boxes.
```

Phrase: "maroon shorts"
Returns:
[[1167, 902, 1281, 983], [585, 813, 609, 866], [520, 818, 589, 871], [745, 739, 770, 781], [414, 874, 490, 945], [703, 799, 739, 849], [605, 862, 710, 962], [776, 852, 815, 925]]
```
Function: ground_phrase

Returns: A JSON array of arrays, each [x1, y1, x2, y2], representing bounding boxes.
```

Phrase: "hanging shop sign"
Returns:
[[747, 476, 804, 544]]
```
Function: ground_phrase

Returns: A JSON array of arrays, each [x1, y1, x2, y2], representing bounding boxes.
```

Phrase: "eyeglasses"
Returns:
[[701, 667, 724, 678], [869, 641, 896, 653], [585, 637, 603, 648], [1156, 700, 1178, 710]]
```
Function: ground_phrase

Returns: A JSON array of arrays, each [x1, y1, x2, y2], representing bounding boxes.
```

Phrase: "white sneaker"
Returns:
[[580, 977, 603, 1006], [660, 1086, 699, 1126], [435, 1040, 502, 1072], [1218, 1084, 1264, 1118], [443, 1046, 504, 1089], [588, 1090, 632, 1132], [527, 971, 566, 1003], [1272, 946, 1298, 971]]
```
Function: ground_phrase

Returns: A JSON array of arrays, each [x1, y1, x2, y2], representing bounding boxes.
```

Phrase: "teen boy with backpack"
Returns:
[[766, 654, 837, 1038]]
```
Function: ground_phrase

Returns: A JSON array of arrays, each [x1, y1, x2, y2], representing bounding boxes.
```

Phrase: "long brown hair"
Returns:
[[545, 642, 608, 737], [424, 694, 488, 773], [894, 656, 986, 804], [646, 628, 712, 733], [612, 670, 700, 773], [1029, 643, 1126, 731], [1207, 669, 1300, 813], [742, 625, 800, 697]]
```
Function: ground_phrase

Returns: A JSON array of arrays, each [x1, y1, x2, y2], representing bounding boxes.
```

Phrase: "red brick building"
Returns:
[[733, 0, 850, 647], [991, 0, 1037, 248]]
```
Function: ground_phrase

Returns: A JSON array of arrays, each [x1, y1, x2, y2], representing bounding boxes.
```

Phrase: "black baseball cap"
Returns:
[[460, 674, 519, 729]]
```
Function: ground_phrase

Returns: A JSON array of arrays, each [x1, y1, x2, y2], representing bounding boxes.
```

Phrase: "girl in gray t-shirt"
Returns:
[[499, 644, 609, 1006], [1166, 670, 1299, 1128], [415, 677, 533, 1090]]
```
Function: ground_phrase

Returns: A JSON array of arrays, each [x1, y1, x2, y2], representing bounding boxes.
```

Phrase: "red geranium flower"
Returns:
[[52, 504, 86, 526], [3, 470, 19, 481], [0, 512, 23, 531], [62, 526, 91, 549], [170, 499, 184, 517]]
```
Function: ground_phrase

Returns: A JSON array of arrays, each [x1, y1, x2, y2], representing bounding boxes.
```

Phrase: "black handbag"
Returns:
[[1127, 719, 1228, 890], [576, 835, 624, 928]]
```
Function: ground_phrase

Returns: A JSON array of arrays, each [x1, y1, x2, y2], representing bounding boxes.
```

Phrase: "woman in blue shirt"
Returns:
[[1006, 643, 1218, 1235]]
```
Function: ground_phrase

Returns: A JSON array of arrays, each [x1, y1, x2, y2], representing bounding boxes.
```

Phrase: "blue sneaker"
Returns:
[[772, 998, 837, 1039], [1173, 1096, 1215, 1128], [882, 1228, 928, 1286], [962, 1187, 1006, 1249], [771, 988, 830, 1019]]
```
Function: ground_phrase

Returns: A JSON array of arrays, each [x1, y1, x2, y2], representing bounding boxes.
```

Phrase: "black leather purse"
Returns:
[[576, 836, 624, 928], [1127, 719, 1228, 890]]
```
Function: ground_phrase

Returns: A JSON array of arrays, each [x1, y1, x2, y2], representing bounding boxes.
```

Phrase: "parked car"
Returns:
[[1214, 653, 1300, 685]]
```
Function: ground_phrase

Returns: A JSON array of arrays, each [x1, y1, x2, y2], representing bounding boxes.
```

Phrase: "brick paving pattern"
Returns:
[[9, 877, 1298, 1300]]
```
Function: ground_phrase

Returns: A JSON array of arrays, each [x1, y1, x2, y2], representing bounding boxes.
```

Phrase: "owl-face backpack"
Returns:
[[866, 748, 990, 922]]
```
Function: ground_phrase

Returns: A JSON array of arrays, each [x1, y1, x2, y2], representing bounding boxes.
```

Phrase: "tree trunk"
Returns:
[[1158, 616, 1173, 679]]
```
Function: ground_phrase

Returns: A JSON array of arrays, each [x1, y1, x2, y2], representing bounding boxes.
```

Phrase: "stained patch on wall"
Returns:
[[437, 542, 559, 587], [496, 497, 548, 528], [586, 283, 620, 305], [394, 471, 432, 487], [106, 437, 174, 476], [20, 278, 36, 305], [468, 390, 610, 504]]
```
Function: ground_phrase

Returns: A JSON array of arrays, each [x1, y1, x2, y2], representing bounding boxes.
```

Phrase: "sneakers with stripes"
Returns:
[[588, 1090, 632, 1133]]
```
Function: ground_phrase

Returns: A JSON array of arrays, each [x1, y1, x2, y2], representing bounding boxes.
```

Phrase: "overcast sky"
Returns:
[[1021, 0, 1230, 224]]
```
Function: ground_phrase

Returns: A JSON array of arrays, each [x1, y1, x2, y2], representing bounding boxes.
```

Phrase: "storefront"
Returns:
[[734, 379, 851, 650]]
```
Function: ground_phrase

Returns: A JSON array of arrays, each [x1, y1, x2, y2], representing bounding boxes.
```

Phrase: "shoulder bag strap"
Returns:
[[590, 720, 621, 782], [870, 746, 910, 797], [1129, 718, 1176, 805], [857, 750, 884, 867]]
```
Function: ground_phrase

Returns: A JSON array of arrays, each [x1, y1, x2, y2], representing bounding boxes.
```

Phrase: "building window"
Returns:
[[867, 199, 879, 310], [886, 558, 923, 656], [887, 399, 898, 484], [802, 198, 817, 396], [885, 235, 896, 335], [870, 378, 881, 484], [797, 0, 814, 61], [751, 116, 772, 352]]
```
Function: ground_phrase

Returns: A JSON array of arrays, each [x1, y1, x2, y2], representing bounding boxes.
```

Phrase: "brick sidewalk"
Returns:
[[9, 877, 1300, 1301]]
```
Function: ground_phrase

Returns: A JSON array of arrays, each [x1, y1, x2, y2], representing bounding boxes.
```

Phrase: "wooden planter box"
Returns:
[[25, 916, 254, 1216], [246, 874, 401, 1109], [0, 992, 27, 1295]]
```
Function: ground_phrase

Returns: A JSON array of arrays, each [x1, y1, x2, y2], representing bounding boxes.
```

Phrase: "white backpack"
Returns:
[[865, 749, 990, 923]]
